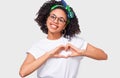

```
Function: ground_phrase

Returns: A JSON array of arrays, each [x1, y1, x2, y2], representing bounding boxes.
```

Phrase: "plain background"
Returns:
[[0, 0, 120, 78]]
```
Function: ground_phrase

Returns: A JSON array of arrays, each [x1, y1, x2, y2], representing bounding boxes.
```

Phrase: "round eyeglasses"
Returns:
[[48, 14, 67, 25]]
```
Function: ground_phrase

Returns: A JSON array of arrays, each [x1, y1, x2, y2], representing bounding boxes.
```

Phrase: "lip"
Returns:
[[50, 24, 58, 30]]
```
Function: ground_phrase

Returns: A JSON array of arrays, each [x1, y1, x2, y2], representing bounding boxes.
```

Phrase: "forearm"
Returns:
[[20, 52, 50, 77], [81, 43, 108, 60]]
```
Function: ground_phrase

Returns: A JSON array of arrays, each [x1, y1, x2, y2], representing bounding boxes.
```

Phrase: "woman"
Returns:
[[19, 0, 107, 78]]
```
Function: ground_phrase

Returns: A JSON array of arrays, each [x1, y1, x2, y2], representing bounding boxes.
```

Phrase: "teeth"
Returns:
[[51, 25, 58, 29]]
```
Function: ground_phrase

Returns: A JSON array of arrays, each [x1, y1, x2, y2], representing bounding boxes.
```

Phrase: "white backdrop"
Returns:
[[0, 0, 119, 78]]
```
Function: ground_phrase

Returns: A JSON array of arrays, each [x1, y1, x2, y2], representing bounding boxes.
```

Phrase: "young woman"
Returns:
[[19, 0, 108, 78]]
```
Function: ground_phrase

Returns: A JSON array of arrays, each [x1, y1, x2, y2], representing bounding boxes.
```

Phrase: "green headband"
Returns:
[[51, 5, 64, 10], [50, 5, 74, 19]]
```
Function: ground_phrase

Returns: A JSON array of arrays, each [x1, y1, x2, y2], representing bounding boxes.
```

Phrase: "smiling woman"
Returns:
[[46, 9, 67, 35], [19, 0, 108, 78]]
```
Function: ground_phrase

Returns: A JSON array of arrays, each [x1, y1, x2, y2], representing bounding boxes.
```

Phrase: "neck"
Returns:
[[47, 32, 62, 40]]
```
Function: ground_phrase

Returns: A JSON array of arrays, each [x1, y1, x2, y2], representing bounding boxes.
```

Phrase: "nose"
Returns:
[[53, 18, 59, 23]]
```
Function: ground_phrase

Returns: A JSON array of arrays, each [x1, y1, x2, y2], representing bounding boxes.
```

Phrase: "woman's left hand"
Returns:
[[65, 43, 85, 57]]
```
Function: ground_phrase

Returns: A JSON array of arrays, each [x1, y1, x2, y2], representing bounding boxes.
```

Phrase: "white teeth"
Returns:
[[51, 25, 58, 29]]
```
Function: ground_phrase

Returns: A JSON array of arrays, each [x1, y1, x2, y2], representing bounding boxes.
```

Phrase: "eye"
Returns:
[[50, 15, 56, 20], [59, 18, 66, 23]]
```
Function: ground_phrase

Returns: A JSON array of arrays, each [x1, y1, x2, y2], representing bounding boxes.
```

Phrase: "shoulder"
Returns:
[[30, 38, 46, 47], [26, 38, 47, 59], [71, 35, 86, 42], [71, 35, 88, 49]]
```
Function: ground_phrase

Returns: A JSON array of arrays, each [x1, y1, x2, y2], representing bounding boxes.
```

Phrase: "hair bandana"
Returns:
[[51, 0, 74, 19]]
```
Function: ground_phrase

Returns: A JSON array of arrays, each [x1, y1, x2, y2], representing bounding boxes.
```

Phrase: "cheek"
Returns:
[[46, 19, 50, 27], [60, 25, 66, 30]]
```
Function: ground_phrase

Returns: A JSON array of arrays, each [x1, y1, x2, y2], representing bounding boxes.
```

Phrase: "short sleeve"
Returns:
[[70, 36, 88, 50], [26, 42, 45, 59], [80, 39, 88, 50], [70, 36, 88, 59]]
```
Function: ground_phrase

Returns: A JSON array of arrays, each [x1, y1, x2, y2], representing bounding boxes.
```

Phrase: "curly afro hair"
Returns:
[[35, 0, 81, 39]]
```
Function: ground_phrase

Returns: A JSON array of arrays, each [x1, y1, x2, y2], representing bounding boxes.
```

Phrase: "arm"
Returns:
[[19, 45, 66, 77], [83, 43, 108, 60], [19, 52, 50, 77], [66, 43, 108, 60]]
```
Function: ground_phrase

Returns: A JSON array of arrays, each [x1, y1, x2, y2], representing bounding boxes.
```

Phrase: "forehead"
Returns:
[[50, 8, 67, 18]]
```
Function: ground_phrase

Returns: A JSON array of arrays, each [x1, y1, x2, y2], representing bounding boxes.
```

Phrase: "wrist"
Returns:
[[45, 52, 52, 58], [80, 50, 86, 56]]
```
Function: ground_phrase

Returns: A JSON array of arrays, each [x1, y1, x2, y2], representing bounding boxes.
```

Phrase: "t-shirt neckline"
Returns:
[[45, 36, 64, 42]]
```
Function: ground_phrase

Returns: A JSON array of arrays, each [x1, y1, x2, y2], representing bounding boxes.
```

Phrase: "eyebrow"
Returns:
[[50, 14, 66, 20]]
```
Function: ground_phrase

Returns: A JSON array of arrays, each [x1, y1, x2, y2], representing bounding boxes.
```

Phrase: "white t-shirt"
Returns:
[[27, 36, 88, 78]]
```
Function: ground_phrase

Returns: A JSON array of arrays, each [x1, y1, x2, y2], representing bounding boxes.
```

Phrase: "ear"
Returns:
[[63, 24, 67, 30]]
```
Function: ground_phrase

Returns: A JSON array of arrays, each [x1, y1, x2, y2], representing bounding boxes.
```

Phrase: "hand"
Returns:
[[66, 43, 85, 57], [48, 45, 67, 58], [48, 43, 85, 58]]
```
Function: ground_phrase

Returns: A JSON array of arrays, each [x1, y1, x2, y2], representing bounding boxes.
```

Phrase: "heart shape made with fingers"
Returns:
[[59, 43, 81, 57], [59, 50, 72, 57], [52, 43, 85, 58]]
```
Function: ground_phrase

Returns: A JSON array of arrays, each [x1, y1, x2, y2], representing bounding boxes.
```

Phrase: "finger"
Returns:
[[67, 54, 74, 57], [66, 43, 75, 50], [79, 50, 86, 52], [54, 45, 65, 53], [53, 55, 68, 58], [68, 44, 80, 53], [65, 43, 70, 51]]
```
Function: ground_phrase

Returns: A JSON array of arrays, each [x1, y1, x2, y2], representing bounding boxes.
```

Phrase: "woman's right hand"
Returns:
[[47, 45, 66, 58]]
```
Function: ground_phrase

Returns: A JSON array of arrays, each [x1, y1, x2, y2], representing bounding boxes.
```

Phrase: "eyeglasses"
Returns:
[[48, 14, 67, 25]]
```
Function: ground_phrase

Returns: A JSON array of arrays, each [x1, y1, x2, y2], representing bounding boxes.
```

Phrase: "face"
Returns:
[[46, 8, 67, 34]]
